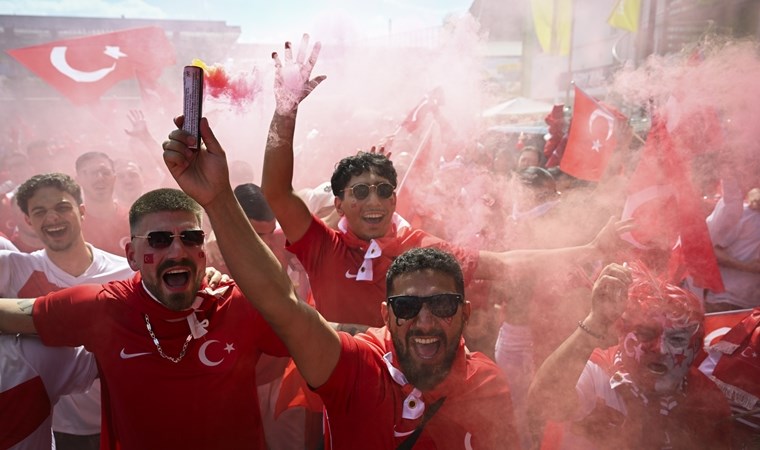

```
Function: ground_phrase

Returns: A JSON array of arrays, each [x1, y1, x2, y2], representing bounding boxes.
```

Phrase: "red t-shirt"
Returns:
[[288, 216, 479, 327], [315, 329, 518, 449], [32, 274, 288, 450]]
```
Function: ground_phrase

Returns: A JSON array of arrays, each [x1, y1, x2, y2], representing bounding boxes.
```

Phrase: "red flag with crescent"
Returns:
[[620, 117, 724, 292], [7, 26, 175, 105], [560, 85, 627, 181]]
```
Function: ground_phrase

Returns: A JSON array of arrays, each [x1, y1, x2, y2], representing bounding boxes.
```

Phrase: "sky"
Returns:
[[0, 0, 474, 42]]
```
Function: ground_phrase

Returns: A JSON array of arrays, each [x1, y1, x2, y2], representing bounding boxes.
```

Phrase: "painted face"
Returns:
[[77, 156, 116, 203], [620, 321, 700, 394], [335, 171, 396, 241], [382, 269, 470, 391], [126, 211, 206, 311], [24, 187, 85, 253]]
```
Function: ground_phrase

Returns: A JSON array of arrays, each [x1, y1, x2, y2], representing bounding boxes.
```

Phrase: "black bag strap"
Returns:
[[396, 396, 447, 450]]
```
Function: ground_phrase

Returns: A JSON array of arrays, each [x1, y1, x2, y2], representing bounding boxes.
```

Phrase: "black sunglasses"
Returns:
[[342, 182, 395, 200], [131, 230, 206, 249], [387, 293, 463, 321]]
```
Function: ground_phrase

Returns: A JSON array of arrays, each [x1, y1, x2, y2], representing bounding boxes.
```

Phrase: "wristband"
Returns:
[[577, 320, 605, 341]]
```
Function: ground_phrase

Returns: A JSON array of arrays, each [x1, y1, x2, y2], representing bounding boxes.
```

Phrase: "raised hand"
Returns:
[[162, 116, 231, 207], [124, 109, 150, 139], [272, 34, 326, 116], [367, 145, 392, 160], [591, 216, 635, 258], [586, 262, 632, 335]]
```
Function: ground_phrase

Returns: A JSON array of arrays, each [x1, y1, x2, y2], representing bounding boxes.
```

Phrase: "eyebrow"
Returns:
[[30, 201, 72, 212]]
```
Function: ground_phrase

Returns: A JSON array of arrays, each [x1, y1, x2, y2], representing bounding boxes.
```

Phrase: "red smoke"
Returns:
[[198, 61, 263, 109]]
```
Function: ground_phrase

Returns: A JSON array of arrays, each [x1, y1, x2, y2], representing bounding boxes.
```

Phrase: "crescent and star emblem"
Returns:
[[588, 108, 616, 152], [49, 45, 127, 83], [198, 339, 235, 367]]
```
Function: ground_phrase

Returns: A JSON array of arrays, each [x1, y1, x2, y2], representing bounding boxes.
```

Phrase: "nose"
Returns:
[[165, 234, 190, 258], [655, 335, 668, 355], [413, 303, 436, 330], [42, 208, 63, 222]]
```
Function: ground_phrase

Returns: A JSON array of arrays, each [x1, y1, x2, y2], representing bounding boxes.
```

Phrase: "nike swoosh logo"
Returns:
[[345, 270, 357, 279], [120, 348, 152, 359]]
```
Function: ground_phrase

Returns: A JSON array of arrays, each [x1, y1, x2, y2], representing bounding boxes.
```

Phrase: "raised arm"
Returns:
[[124, 109, 168, 185], [163, 115, 341, 388], [527, 263, 631, 421], [475, 216, 633, 280], [261, 34, 327, 244], [0, 298, 37, 334]]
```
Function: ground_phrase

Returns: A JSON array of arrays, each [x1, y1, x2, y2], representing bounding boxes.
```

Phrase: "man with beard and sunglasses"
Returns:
[[160, 116, 519, 447], [260, 35, 632, 330], [0, 188, 288, 450], [527, 263, 731, 449]]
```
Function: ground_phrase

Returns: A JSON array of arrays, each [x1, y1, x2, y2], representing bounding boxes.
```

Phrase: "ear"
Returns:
[[78, 204, 86, 220], [334, 196, 345, 216], [461, 301, 472, 325], [24, 214, 32, 227], [381, 301, 390, 326], [125, 241, 140, 271]]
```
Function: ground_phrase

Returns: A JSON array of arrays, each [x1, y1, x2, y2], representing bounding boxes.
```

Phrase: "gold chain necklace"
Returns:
[[144, 314, 193, 363]]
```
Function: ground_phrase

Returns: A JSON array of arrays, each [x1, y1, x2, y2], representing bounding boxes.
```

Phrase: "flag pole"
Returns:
[[397, 120, 435, 192]]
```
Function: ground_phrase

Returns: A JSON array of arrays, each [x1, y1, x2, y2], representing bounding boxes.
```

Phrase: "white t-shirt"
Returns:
[[0, 245, 134, 436], [0, 335, 97, 449]]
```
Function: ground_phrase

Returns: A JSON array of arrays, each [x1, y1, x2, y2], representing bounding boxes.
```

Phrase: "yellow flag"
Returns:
[[531, 0, 573, 55], [608, 0, 641, 32]]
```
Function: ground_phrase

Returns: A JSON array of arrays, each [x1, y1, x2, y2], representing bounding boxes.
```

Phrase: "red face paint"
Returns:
[[198, 251, 205, 258], [144, 254, 154, 264]]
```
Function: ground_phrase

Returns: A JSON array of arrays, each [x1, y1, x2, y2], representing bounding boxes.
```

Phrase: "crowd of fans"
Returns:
[[0, 34, 758, 450]]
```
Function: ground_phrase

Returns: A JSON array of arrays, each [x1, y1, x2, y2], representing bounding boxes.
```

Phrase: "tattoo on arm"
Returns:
[[17, 299, 34, 315]]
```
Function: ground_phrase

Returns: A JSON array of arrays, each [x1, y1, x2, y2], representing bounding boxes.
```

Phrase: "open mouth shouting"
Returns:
[[410, 335, 444, 361], [647, 362, 668, 375], [162, 267, 192, 291]]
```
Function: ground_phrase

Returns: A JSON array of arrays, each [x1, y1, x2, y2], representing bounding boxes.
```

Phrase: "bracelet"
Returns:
[[577, 320, 605, 341]]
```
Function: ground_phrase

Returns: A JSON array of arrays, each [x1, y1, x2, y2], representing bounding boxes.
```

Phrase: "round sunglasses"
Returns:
[[387, 293, 463, 321], [131, 230, 206, 249], [342, 182, 395, 200]]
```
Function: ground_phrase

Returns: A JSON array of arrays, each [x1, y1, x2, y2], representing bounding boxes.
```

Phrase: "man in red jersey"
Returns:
[[528, 263, 731, 449], [162, 109, 520, 448], [261, 35, 631, 329], [0, 188, 288, 450]]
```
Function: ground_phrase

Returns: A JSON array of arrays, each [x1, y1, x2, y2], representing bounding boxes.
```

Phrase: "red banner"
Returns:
[[621, 118, 724, 292], [7, 26, 175, 105]]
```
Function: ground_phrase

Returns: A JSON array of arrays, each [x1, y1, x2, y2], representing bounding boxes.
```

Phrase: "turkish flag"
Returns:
[[398, 86, 445, 134], [560, 86, 628, 181], [7, 26, 175, 105], [620, 117, 724, 292], [703, 309, 754, 347]]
